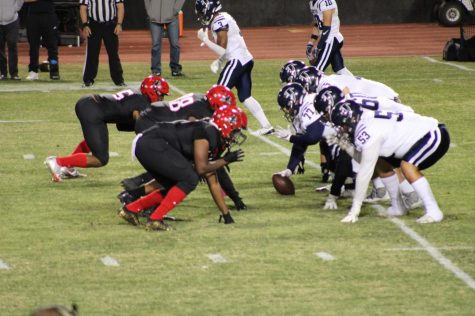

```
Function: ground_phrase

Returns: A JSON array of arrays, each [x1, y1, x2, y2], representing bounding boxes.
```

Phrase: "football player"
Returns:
[[120, 85, 248, 211], [273, 82, 336, 180], [280, 60, 307, 84], [43, 75, 169, 182], [329, 100, 450, 224], [119, 105, 247, 231], [306, 0, 352, 76], [195, 0, 274, 136]]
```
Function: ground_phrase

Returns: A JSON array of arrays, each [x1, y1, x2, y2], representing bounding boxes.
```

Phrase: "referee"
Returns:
[[79, 0, 125, 87]]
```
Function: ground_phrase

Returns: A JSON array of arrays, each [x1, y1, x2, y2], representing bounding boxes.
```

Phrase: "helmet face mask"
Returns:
[[195, 0, 222, 26], [206, 85, 236, 111], [295, 66, 322, 93], [277, 83, 306, 122], [279, 60, 306, 83], [140, 75, 169, 103], [330, 101, 362, 137]]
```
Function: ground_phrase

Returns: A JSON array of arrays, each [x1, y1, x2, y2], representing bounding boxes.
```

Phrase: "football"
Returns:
[[272, 174, 295, 195]]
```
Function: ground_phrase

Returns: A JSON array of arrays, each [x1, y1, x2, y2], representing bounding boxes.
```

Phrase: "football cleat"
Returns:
[[379, 205, 408, 217], [44, 156, 62, 182], [416, 212, 443, 224], [145, 220, 173, 231], [252, 126, 275, 136], [118, 206, 141, 226], [401, 191, 423, 210], [60, 167, 86, 179], [26, 71, 38, 80], [363, 187, 390, 203]]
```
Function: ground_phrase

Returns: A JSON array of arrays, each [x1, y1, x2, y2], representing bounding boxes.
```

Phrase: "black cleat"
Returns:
[[118, 206, 140, 226], [145, 220, 173, 231]]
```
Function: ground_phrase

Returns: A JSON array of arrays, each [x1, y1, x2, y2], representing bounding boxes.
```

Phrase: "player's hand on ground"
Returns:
[[273, 126, 291, 141], [274, 168, 292, 178], [341, 207, 360, 223], [324, 194, 338, 210]]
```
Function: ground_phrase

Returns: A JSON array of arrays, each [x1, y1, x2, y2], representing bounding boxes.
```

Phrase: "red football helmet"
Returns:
[[140, 75, 170, 102], [206, 85, 237, 110], [211, 105, 247, 146]]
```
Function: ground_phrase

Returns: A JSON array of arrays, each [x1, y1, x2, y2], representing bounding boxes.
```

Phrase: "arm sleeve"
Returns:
[[352, 140, 381, 207], [289, 120, 325, 146], [286, 143, 307, 172]]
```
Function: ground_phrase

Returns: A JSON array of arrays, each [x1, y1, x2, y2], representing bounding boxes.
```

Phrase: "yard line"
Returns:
[[423, 56, 475, 72], [101, 256, 120, 267], [315, 252, 336, 261], [371, 205, 475, 291], [385, 246, 475, 251], [207, 253, 227, 263], [0, 259, 11, 270], [23, 154, 36, 160]]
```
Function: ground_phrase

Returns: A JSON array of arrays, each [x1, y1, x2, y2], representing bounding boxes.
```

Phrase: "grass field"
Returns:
[[1, 56, 475, 315]]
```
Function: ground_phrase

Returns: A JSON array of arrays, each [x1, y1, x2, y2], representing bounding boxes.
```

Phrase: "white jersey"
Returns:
[[292, 93, 321, 134], [318, 74, 400, 101], [345, 93, 414, 113], [309, 0, 344, 43], [210, 12, 253, 65]]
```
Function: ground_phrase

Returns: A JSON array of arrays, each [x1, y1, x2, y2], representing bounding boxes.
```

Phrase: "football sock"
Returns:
[[72, 140, 90, 154], [399, 179, 416, 195], [150, 186, 187, 221], [56, 153, 88, 168], [411, 177, 442, 218], [243, 96, 272, 129], [336, 67, 353, 76], [381, 174, 405, 211], [126, 189, 164, 213], [373, 177, 385, 189]]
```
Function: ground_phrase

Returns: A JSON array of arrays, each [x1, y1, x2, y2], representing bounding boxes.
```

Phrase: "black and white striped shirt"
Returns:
[[79, 0, 123, 23]]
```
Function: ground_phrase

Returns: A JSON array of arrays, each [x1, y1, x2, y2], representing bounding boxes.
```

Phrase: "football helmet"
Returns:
[[314, 86, 345, 117], [140, 75, 170, 103], [279, 60, 306, 83], [206, 85, 237, 110], [195, 0, 222, 26], [330, 100, 362, 137], [295, 66, 322, 93], [277, 82, 306, 122], [211, 105, 248, 147]]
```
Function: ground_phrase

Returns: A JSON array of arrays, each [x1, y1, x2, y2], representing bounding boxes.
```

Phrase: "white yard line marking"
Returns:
[[0, 259, 11, 270], [23, 154, 36, 160], [371, 205, 475, 291], [109, 151, 120, 157], [423, 56, 475, 72], [207, 253, 227, 263], [315, 252, 336, 261], [0, 82, 143, 93], [449, 143, 457, 148], [433, 78, 444, 83], [101, 256, 120, 267]]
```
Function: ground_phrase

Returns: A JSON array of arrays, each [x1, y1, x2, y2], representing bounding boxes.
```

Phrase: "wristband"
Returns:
[[82, 22, 89, 28], [310, 34, 318, 40]]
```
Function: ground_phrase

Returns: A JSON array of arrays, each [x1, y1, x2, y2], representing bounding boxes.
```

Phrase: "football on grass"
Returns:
[[272, 174, 295, 195]]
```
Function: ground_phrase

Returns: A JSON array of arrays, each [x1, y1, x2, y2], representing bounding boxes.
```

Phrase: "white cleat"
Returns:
[[402, 191, 423, 209], [364, 187, 390, 203], [60, 167, 87, 179], [26, 71, 39, 80], [379, 206, 407, 218], [315, 184, 331, 192], [416, 212, 443, 224], [44, 156, 62, 182], [252, 126, 275, 136]]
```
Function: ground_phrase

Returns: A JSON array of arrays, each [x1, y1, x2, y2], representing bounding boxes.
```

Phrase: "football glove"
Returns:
[[324, 194, 338, 210], [275, 168, 292, 177], [306, 42, 314, 61], [197, 28, 209, 42], [210, 58, 225, 74], [223, 149, 244, 163], [232, 197, 247, 211], [341, 205, 361, 223], [273, 126, 291, 141], [219, 212, 235, 224]]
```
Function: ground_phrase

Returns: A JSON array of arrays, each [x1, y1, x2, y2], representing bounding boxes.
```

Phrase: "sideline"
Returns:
[[423, 56, 475, 72]]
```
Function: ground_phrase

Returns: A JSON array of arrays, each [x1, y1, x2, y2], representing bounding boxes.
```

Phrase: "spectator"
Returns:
[[79, 0, 125, 87], [144, 0, 184, 77], [24, 0, 60, 80], [0, 0, 24, 80]]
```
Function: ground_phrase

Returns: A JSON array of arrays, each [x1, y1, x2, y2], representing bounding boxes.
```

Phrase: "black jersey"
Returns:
[[141, 120, 223, 161], [140, 93, 213, 123], [94, 89, 151, 123]]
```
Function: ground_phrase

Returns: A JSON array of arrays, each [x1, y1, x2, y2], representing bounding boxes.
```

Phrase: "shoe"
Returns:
[[171, 71, 183, 77], [60, 167, 86, 179], [10, 75, 20, 80], [26, 71, 39, 80], [152, 71, 161, 76], [416, 212, 443, 224], [82, 81, 94, 88], [116, 82, 127, 87], [252, 126, 275, 136], [44, 156, 62, 182], [401, 191, 423, 210], [380, 205, 408, 217], [0, 74, 7, 80], [117, 191, 136, 205], [50, 72, 60, 80], [118, 206, 141, 226], [363, 187, 390, 203], [145, 219, 173, 231]]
